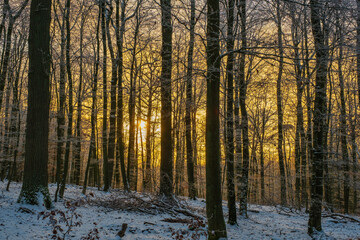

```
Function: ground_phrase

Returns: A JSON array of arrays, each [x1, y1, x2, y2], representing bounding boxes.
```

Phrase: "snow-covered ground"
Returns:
[[0, 181, 359, 240]]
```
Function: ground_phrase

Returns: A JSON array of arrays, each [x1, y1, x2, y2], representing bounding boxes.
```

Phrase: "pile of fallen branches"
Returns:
[[87, 192, 204, 220]]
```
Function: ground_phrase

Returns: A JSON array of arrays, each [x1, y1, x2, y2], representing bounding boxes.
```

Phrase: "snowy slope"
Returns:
[[0, 181, 359, 240]]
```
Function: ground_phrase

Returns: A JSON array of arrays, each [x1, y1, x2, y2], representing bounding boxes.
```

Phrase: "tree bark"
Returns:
[[308, 0, 329, 234], [225, 0, 236, 225], [185, 0, 197, 200], [206, 0, 227, 238], [18, 0, 52, 209], [159, 0, 173, 197]]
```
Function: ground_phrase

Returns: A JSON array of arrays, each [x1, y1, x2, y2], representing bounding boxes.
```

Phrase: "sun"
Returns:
[[138, 120, 147, 129]]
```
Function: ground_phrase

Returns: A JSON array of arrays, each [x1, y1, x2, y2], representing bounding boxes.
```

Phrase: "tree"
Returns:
[[100, 0, 110, 191], [225, 0, 236, 225], [308, 0, 329, 235], [275, 0, 287, 206], [59, 0, 74, 199], [206, 0, 227, 238], [159, 0, 173, 197], [185, 0, 197, 200], [238, 0, 250, 217], [17, 0, 52, 209], [335, 6, 350, 214]]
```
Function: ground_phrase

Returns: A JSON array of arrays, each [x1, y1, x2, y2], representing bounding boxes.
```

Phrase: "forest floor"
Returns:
[[0, 181, 359, 240]]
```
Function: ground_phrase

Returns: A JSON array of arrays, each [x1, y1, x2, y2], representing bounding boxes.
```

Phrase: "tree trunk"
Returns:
[[82, 9, 100, 195], [159, 0, 173, 197], [17, 0, 52, 209], [275, 0, 286, 206], [225, 0, 236, 225], [336, 12, 350, 214], [185, 0, 197, 200], [206, 0, 227, 238], [54, 5, 66, 202], [238, 0, 250, 217], [100, 0, 109, 191], [116, 0, 129, 191], [60, 0, 73, 198], [308, 0, 329, 234]]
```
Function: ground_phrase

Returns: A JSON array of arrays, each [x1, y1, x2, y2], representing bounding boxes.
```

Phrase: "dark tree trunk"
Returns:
[[144, 90, 153, 191], [238, 0, 250, 217], [185, 0, 197, 200], [308, 0, 329, 235], [225, 0, 236, 225], [350, 92, 357, 213], [127, 10, 140, 190], [336, 13, 350, 214], [289, 2, 304, 209], [82, 10, 100, 195], [73, 9, 88, 186], [159, 0, 173, 197], [116, 0, 129, 191], [55, 2, 66, 202], [206, 0, 227, 238], [275, 0, 286, 206], [106, 7, 117, 191], [100, 0, 109, 191], [17, 0, 52, 209], [60, 0, 73, 198]]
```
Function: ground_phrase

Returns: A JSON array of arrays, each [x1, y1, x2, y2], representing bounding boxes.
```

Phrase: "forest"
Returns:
[[0, 0, 360, 239]]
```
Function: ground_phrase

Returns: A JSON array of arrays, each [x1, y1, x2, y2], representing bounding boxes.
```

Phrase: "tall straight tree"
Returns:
[[225, 0, 236, 225], [54, 0, 67, 201], [238, 0, 250, 217], [308, 0, 329, 235], [60, 0, 73, 199], [159, 0, 173, 197], [106, 0, 117, 192], [206, 0, 227, 238], [116, 0, 129, 190], [17, 0, 52, 209], [185, 0, 197, 200], [100, 0, 110, 191], [275, 0, 286, 206], [336, 7, 350, 214]]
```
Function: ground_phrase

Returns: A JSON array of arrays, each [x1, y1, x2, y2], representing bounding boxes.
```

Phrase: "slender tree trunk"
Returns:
[[106, 8, 117, 191], [60, 0, 73, 198], [127, 11, 140, 190], [275, 0, 286, 206], [308, 0, 329, 234], [116, 0, 129, 191], [303, 0, 311, 210], [159, 0, 173, 197], [185, 0, 197, 200], [225, 0, 236, 225], [73, 10, 87, 186], [100, 0, 109, 191], [336, 13, 350, 214], [350, 92, 357, 213], [55, 8, 66, 202], [83, 10, 100, 195], [238, 0, 250, 217], [144, 90, 153, 191]]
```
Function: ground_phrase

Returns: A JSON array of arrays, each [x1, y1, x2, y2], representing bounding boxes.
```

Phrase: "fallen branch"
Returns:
[[322, 213, 360, 224]]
